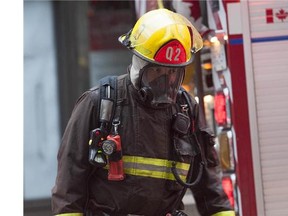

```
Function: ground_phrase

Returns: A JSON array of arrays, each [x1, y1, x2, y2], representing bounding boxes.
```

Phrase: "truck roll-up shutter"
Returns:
[[244, 1, 288, 215], [253, 40, 288, 216]]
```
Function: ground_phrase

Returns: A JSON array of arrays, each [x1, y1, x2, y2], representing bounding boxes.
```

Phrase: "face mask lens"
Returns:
[[141, 66, 184, 105]]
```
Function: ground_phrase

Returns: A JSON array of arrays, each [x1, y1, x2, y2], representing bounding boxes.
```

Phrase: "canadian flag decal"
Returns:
[[266, 8, 288, 23]]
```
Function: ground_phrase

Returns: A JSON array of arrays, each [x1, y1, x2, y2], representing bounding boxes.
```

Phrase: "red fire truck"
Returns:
[[200, 1, 288, 215]]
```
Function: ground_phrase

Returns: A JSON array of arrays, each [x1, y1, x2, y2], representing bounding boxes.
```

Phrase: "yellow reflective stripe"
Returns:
[[104, 156, 190, 180], [124, 161, 188, 175], [123, 155, 190, 170], [124, 167, 186, 181], [212, 211, 236, 216], [55, 213, 83, 216], [122, 155, 190, 181]]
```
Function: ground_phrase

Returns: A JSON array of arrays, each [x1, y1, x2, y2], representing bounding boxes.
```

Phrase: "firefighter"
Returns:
[[51, 9, 235, 216]]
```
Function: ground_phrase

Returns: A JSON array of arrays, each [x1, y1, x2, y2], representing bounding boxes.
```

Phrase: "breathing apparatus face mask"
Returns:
[[138, 65, 185, 108]]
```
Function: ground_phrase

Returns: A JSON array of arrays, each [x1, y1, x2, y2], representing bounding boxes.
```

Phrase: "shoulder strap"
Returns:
[[99, 76, 117, 101], [97, 76, 118, 134], [96, 74, 128, 135]]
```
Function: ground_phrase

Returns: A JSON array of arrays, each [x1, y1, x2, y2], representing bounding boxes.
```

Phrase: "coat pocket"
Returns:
[[199, 128, 219, 167], [167, 134, 199, 192], [173, 134, 199, 162]]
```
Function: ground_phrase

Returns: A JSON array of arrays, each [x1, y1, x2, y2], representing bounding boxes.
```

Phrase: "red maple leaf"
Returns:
[[276, 9, 288, 22], [183, 0, 201, 21]]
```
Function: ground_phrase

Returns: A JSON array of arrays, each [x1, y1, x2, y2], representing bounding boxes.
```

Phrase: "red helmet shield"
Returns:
[[154, 40, 187, 65]]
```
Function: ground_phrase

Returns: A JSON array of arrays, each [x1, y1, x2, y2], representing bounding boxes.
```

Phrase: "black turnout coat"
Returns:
[[51, 73, 232, 216]]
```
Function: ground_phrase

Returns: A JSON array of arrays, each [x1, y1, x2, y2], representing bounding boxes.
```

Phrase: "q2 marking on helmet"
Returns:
[[119, 9, 203, 67]]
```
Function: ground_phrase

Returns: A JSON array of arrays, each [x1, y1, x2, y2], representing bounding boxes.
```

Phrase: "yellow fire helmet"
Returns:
[[119, 8, 203, 67]]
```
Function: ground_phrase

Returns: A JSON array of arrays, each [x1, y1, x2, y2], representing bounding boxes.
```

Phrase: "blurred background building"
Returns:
[[24, 1, 288, 216]]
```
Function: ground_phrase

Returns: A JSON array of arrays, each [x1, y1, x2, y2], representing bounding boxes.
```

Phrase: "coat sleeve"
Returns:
[[190, 101, 235, 216], [51, 89, 99, 215]]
